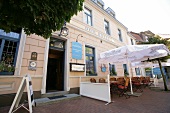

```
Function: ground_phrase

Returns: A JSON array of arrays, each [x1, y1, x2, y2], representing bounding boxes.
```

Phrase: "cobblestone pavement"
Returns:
[[0, 87, 170, 113]]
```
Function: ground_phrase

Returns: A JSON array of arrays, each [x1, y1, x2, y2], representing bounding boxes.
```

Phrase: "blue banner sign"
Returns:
[[72, 42, 82, 60]]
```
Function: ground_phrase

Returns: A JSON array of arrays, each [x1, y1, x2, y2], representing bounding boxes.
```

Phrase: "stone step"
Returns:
[[41, 91, 69, 98], [35, 94, 80, 106]]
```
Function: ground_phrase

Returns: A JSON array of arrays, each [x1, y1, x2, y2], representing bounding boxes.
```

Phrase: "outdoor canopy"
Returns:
[[99, 44, 170, 94], [99, 44, 170, 64]]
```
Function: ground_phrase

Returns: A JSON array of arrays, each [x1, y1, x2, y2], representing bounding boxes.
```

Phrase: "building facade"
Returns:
[[0, 0, 136, 106]]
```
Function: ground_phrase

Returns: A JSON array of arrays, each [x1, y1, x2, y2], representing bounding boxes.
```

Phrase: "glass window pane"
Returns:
[[135, 68, 141, 75], [88, 16, 92, 25], [1, 40, 17, 66], [86, 56, 89, 60], [50, 37, 64, 49], [84, 7, 92, 26], [85, 46, 95, 75]]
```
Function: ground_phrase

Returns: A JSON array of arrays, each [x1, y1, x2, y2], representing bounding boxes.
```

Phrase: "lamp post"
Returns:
[[59, 21, 69, 37]]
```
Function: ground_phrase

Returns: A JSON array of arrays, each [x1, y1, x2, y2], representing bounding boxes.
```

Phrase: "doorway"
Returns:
[[46, 48, 65, 92]]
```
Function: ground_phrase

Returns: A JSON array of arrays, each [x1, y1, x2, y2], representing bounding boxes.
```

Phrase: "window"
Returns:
[[123, 64, 128, 75], [118, 29, 123, 42], [85, 46, 96, 75], [0, 29, 21, 75], [104, 20, 110, 35], [109, 64, 117, 76], [49, 37, 64, 50], [131, 38, 134, 45], [84, 7, 92, 26], [135, 68, 141, 75]]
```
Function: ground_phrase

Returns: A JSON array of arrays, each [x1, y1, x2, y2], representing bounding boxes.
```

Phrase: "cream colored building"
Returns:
[[0, 0, 137, 106]]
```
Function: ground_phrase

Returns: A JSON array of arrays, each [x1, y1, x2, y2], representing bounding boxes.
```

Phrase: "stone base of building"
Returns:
[[69, 87, 80, 94], [0, 91, 41, 107]]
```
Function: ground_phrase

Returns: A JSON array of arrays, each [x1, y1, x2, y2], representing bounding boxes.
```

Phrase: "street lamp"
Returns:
[[59, 21, 69, 37]]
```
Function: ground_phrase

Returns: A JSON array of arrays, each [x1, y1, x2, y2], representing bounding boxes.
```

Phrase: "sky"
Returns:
[[102, 0, 170, 34]]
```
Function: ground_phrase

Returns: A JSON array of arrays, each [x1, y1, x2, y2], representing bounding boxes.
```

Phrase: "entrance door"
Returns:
[[46, 48, 64, 92]]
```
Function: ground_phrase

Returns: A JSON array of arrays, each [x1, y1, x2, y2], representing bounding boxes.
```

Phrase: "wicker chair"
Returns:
[[99, 78, 106, 83], [110, 77, 116, 81], [90, 78, 96, 83], [132, 77, 143, 92], [117, 78, 130, 99]]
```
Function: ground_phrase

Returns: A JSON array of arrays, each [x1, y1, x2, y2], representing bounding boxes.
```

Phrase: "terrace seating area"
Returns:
[[108, 76, 154, 98]]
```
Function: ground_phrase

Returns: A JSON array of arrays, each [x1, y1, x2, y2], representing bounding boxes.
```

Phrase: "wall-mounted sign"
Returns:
[[31, 52, 38, 60], [85, 26, 114, 43], [72, 42, 82, 60], [70, 63, 85, 72], [28, 61, 37, 71], [101, 64, 106, 72]]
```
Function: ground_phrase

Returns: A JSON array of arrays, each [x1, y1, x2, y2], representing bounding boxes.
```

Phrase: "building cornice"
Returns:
[[87, 0, 128, 30], [67, 18, 126, 47]]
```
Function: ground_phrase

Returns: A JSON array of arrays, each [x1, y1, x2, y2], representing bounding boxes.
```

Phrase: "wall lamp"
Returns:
[[76, 34, 83, 42], [59, 21, 69, 37]]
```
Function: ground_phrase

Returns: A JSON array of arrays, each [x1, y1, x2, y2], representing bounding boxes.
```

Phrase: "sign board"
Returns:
[[9, 74, 35, 113], [70, 63, 85, 72], [28, 61, 37, 71], [72, 42, 82, 60], [31, 52, 38, 60]]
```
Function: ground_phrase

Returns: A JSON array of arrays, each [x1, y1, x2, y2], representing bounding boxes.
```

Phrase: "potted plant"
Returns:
[[0, 61, 15, 75], [124, 69, 129, 78], [111, 68, 117, 76], [88, 70, 97, 76]]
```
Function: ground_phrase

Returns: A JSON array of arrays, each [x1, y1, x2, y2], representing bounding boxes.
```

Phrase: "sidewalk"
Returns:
[[0, 81, 170, 113]]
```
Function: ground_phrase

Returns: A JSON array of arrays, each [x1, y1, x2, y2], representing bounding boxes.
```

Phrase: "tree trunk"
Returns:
[[157, 59, 168, 91]]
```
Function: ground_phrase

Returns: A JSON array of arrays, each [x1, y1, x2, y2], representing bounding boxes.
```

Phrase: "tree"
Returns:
[[140, 35, 170, 91], [0, 0, 84, 39]]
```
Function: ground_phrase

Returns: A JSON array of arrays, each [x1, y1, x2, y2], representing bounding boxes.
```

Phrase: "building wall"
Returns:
[[0, 0, 133, 96]]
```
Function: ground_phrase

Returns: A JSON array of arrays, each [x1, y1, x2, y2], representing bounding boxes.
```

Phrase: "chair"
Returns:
[[90, 78, 96, 83], [117, 77, 125, 85], [110, 77, 118, 94], [117, 78, 130, 99], [110, 77, 116, 81], [132, 77, 143, 92], [142, 77, 150, 88], [99, 78, 106, 83], [145, 76, 153, 86], [132, 77, 139, 82]]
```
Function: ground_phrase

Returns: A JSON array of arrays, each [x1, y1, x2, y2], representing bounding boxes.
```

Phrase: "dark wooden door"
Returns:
[[46, 49, 64, 92]]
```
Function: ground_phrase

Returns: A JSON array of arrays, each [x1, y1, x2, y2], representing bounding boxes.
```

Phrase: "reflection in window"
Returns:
[[109, 64, 117, 76], [50, 37, 64, 49], [85, 46, 96, 75], [123, 64, 128, 75], [104, 20, 110, 35], [135, 68, 141, 75], [118, 29, 123, 42], [84, 7, 92, 26], [131, 38, 134, 45]]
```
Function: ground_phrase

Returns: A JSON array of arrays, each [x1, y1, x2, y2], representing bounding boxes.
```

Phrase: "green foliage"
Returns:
[[140, 35, 170, 49], [111, 68, 117, 75], [124, 69, 129, 76], [145, 68, 151, 71], [0, 61, 15, 72], [0, 0, 84, 38]]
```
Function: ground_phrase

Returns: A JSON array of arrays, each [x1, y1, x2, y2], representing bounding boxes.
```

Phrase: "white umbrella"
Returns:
[[99, 44, 170, 94]]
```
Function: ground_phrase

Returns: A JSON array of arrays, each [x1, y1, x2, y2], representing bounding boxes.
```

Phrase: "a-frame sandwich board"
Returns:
[[9, 74, 35, 113]]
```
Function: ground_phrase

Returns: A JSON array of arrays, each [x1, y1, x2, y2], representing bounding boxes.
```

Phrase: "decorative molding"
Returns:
[[0, 82, 15, 91]]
